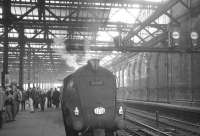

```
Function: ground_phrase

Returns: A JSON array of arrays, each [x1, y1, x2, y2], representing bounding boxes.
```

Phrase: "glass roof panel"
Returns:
[[0, 7, 2, 14], [0, 0, 170, 72], [109, 7, 140, 24]]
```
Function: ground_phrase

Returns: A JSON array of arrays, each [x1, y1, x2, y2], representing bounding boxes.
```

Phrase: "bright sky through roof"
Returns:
[[97, 0, 167, 43], [109, 8, 140, 24], [99, 0, 167, 65], [96, 31, 119, 42], [145, 0, 167, 1], [0, 0, 168, 68], [96, 7, 141, 42]]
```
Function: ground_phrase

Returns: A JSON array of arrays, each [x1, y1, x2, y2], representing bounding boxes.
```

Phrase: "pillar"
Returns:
[[18, 25, 25, 90]]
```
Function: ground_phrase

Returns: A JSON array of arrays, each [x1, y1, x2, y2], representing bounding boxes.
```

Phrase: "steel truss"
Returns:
[[108, 0, 200, 67], [120, 0, 200, 51], [0, 0, 162, 74], [1, 0, 200, 84]]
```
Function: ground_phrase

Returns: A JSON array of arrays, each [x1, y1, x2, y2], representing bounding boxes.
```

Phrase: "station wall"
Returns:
[[112, 0, 200, 107], [113, 52, 200, 107]]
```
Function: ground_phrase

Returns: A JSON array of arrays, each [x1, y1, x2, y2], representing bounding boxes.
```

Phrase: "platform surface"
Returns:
[[0, 109, 65, 136]]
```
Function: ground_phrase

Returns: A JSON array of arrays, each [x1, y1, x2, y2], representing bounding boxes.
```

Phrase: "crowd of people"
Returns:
[[0, 83, 61, 128]]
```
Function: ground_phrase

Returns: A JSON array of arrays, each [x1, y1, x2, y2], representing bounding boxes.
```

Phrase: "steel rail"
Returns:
[[126, 114, 171, 136], [126, 108, 200, 135]]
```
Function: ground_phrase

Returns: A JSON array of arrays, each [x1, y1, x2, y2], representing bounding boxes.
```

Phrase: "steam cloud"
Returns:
[[52, 37, 80, 71]]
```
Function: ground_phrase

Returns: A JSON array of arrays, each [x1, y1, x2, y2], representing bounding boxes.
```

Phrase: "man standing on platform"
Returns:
[[4, 87, 14, 122], [21, 90, 26, 111], [39, 91, 46, 112], [11, 83, 18, 120], [52, 88, 60, 108], [47, 88, 53, 108], [0, 86, 5, 128]]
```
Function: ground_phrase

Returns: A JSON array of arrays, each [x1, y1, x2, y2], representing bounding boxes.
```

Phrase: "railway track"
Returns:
[[124, 117, 171, 136], [122, 107, 200, 136]]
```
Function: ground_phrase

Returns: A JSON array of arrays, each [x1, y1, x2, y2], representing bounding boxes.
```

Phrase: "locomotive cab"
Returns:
[[62, 59, 125, 136]]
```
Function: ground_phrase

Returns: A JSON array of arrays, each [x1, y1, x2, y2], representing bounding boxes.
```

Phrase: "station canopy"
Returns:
[[0, 0, 169, 80]]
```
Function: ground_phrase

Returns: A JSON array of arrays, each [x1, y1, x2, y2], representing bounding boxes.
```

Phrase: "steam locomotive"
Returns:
[[61, 59, 124, 136]]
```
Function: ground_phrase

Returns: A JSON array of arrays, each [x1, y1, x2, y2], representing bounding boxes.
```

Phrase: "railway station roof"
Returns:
[[1, 0, 198, 82]]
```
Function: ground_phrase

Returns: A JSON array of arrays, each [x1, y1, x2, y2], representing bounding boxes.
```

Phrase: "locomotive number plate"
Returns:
[[90, 81, 103, 86], [94, 107, 105, 115]]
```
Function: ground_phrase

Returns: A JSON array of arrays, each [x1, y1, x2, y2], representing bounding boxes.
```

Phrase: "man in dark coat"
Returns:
[[21, 90, 26, 111], [4, 87, 14, 122], [0, 86, 6, 128], [52, 89, 60, 108], [39, 91, 46, 112], [30, 87, 39, 111], [46, 88, 53, 108]]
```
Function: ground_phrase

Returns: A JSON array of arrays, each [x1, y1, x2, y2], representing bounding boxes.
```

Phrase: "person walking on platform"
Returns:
[[0, 86, 6, 128], [21, 90, 26, 111], [10, 83, 17, 118], [39, 91, 46, 112], [30, 87, 39, 111], [52, 88, 60, 108], [47, 88, 53, 108], [16, 87, 22, 112], [4, 87, 14, 122], [46, 90, 50, 108], [12, 85, 21, 117], [35, 88, 41, 110], [27, 93, 34, 113]]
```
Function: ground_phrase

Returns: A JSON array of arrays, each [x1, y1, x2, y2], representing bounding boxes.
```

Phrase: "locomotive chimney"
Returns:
[[88, 59, 100, 71]]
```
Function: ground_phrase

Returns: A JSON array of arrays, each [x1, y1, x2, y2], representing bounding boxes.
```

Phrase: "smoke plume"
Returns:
[[52, 37, 80, 71]]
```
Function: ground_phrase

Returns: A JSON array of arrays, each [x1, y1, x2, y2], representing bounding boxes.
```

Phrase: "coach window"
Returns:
[[141, 53, 148, 78], [119, 69, 123, 87], [128, 63, 132, 86], [135, 56, 139, 81], [124, 66, 128, 87], [118, 70, 121, 87], [116, 71, 120, 88], [132, 60, 137, 85]]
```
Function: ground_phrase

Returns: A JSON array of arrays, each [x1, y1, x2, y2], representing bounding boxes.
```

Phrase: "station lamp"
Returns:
[[168, 25, 181, 48], [171, 30, 180, 47], [190, 31, 199, 47]]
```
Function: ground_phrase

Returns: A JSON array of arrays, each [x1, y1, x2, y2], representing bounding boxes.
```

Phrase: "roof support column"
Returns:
[[27, 45, 31, 89], [1, 0, 11, 88], [1, 27, 9, 88], [32, 54, 36, 87], [18, 26, 25, 90]]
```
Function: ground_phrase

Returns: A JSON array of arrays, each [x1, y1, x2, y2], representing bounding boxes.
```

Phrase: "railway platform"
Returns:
[[0, 109, 65, 136]]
